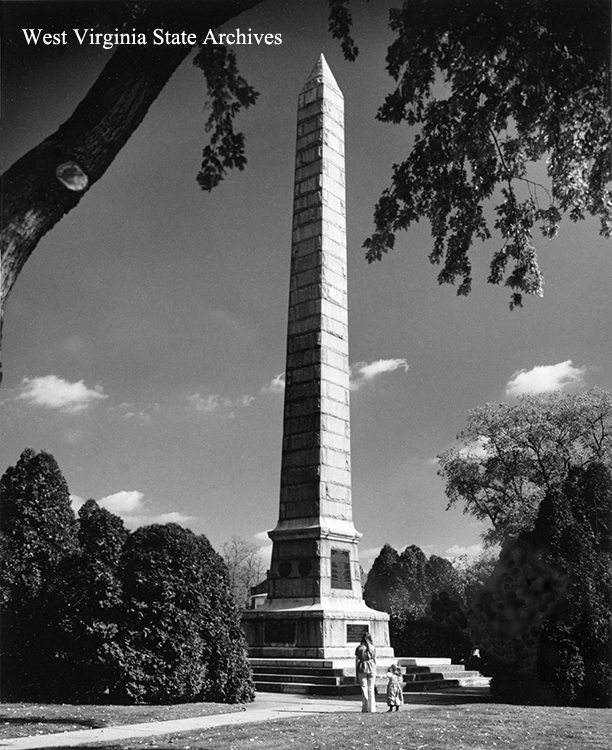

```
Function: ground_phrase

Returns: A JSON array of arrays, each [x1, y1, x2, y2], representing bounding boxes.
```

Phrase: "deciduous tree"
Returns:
[[220, 535, 266, 609], [365, 0, 611, 307], [438, 389, 612, 546]]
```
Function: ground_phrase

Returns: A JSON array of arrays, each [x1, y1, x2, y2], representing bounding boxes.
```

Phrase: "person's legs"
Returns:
[[359, 674, 369, 712], [367, 674, 377, 712]]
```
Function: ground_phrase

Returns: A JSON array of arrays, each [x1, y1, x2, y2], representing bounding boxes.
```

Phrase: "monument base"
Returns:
[[242, 598, 393, 659]]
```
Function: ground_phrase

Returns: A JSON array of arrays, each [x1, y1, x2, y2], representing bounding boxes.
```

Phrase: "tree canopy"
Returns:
[[0, 448, 254, 703], [1, 0, 609, 335], [469, 462, 612, 706], [438, 389, 612, 546], [365, 0, 611, 307]]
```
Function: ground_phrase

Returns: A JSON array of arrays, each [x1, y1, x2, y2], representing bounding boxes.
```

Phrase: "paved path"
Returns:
[[0, 693, 432, 749]]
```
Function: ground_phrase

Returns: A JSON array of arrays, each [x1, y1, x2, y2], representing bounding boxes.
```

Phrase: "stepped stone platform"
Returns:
[[249, 657, 490, 697]]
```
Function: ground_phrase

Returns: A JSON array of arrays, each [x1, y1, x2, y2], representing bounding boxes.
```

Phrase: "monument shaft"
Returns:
[[268, 54, 362, 603], [243, 56, 391, 659]]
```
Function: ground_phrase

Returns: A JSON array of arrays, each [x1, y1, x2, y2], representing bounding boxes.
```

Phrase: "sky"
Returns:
[[2, 0, 610, 572]]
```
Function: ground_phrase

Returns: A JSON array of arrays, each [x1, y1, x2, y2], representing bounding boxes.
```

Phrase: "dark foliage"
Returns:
[[0, 448, 79, 700], [363, 543, 399, 612], [0, 450, 255, 705], [53, 500, 128, 702], [366, 543, 474, 661], [116, 524, 254, 704], [469, 463, 612, 706], [365, 0, 611, 307]]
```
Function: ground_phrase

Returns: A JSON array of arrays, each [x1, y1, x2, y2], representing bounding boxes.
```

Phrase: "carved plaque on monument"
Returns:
[[331, 548, 352, 589], [264, 620, 296, 645], [346, 623, 369, 642]]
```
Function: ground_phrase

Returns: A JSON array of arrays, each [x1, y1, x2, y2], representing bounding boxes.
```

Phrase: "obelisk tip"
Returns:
[[302, 53, 341, 93]]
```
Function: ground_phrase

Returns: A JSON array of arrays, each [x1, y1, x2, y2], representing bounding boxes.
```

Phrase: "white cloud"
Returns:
[[188, 392, 254, 413], [149, 511, 196, 525], [505, 360, 587, 397], [350, 358, 409, 391], [72, 491, 195, 530], [70, 494, 85, 514], [444, 544, 484, 560], [18, 374, 107, 413], [99, 490, 145, 514], [262, 373, 285, 394]]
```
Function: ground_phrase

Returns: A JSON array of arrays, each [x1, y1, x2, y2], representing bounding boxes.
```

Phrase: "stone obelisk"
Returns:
[[243, 56, 391, 659]]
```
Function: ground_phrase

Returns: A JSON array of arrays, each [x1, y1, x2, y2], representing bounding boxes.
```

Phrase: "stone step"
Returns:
[[254, 681, 361, 696], [254, 672, 352, 686], [404, 669, 483, 681], [402, 664, 465, 674], [251, 665, 346, 678], [403, 678, 461, 692]]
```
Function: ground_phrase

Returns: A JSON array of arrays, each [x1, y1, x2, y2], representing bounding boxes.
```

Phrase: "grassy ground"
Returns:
[[0, 702, 240, 739], [1, 701, 611, 750]]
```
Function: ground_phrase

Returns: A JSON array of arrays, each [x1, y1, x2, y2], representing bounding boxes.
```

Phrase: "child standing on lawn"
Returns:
[[386, 664, 404, 711]]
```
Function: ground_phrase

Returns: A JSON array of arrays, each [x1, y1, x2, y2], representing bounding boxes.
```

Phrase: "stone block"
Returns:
[[298, 100, 325, 121], [297, 114, 323, 137], [281, 465, 320, 486], [319, 465, 351, 487], [321, 398, 350, 421], [283, 413, 319, 436], [280, 483, 319, 503], [320, 379, 349, 405], [320, 331, 349, 355], [294, 175, 321, 196], [319, 430, 350, 453], [285, 398, 321, 419], [282, 431, 318, 452], [296, 144, 323, 166], [320, 499, 352, 521], [322, 482, 351, 502], [321, 314, 347, 340], [293, 191, 322, 212], [321, 299, 348, 326], [321, 447, 350, 470], [295, 160, 324, 183], [320, 413, 349, 436], [320, 267, 347, 294], [280, 500, 320, 520], [286, 330, 321, 354], [283, 381, 318, 403]]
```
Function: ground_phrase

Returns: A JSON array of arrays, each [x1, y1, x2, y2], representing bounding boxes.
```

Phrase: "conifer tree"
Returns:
[[0, 448, 79, 699]]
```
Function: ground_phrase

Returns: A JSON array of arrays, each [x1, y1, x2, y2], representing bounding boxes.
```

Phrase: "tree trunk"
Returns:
[[0, 0, 264, 352]]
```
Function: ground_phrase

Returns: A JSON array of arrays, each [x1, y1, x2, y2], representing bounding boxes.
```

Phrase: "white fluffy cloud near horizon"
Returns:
[[70, 491, 195, 530], [350, 358, 409, 391], [18, 374, 108, 413], [188, 392, 255, 414], [505, 360, 587, 397]]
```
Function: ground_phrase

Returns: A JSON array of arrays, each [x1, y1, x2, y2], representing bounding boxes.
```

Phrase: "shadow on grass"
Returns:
[[0, 717, 106, 729]]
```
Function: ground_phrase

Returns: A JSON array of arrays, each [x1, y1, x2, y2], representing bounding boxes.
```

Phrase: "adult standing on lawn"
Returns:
[[355, 632, 377, 713]]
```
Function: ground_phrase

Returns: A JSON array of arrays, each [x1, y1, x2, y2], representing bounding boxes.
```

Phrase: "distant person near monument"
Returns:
[[355, 632, 377, 713]]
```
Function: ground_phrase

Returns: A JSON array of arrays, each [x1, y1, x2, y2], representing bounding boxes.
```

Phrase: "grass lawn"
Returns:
[[0, 702, 241, 739], [2, 701, 610, 750]]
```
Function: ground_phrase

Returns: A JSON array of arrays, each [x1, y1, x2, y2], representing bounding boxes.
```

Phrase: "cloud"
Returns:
[[444, 544, 484, 559], [350, 358, 409, 391], [262, 373, 285, 394], [188, 392, 254, 414], [18, 374, 107, 413], [149, 511, 196, 525], [71, 492, 195, 530], [99, 490, 145, 514], [505, 360, 587, 397]]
